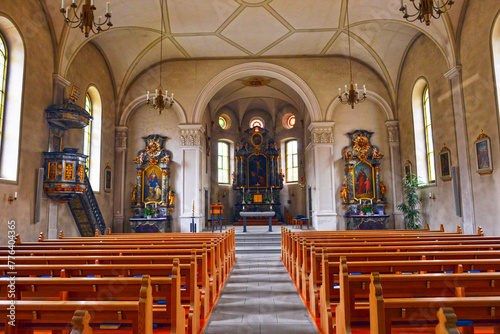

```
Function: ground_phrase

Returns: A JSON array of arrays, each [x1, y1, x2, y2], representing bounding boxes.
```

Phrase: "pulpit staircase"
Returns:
[[67, 174, 106, 237]]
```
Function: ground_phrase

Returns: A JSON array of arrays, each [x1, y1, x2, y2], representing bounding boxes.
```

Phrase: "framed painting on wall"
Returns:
[[104, 163, 112, 193], [439, 144, 452, 181], [351, 160, 375, 201], [404, 158, 412, 180], [142, 164, 163, 203], [474, 130, 493, 175]]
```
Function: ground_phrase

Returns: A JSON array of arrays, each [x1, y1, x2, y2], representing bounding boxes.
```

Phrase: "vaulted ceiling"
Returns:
[[45, 0, 466, 106]]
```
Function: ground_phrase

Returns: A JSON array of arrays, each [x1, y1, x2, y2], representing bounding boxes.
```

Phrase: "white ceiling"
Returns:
[[46, 0, 465, 107]]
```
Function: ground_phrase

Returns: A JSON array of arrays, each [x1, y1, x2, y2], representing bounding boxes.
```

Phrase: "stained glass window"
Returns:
[[287, 115, 295, 128], [250, 119, 264, 129]]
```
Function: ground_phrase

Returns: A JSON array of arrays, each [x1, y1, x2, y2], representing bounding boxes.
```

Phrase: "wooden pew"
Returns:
[[369, 273, 500, 334], [0, 261, 198, 334], [333, 264, 500, 334], [0, 275, 155, 334]]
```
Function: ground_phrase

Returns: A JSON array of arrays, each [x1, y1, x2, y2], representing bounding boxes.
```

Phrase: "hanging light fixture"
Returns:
[[60, 0, 112, 38], [338, 0, 366, 109], [400, 0, 454, 26], [146, 0, 174, 115]]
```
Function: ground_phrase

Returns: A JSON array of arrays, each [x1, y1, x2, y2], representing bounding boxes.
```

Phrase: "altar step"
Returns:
[[235, 231, 281, 254]]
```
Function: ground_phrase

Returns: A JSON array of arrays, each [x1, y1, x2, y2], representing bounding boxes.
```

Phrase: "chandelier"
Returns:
[[60, 0, 112, 38], [146, 0, 174, 114], [400, 0, 455, 26], [338, 0, 366, 109]]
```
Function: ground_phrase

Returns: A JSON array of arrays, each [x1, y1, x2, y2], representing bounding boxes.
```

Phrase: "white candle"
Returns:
[[338, 88, 341, 97], [106, 2, 110, 13], [62, 0, 65, 9], [98, 16, 101, 25], [355, 83, 358, 90], [400, 0, 404, 8], [345, 85, 347, 92], [165, 90, 168, 98], [147, 91, 150, 100], [14, 192, 17, 199], [155, 89, 158, 96], [66, 7, 69, 18], [72, 0, 75, 3], [171, 92, 174, 100], [363, 85, 366, 94], [91, 0, 94, 6]]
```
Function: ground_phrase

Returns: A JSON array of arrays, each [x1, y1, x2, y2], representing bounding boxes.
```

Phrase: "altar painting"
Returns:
[[247, 153, 268, 188], [142, 164, 163, 203], [352, 161, 375, 200]]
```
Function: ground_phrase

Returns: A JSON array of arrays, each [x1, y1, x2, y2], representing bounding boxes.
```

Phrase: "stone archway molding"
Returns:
[[191, 62, 322, 123], [119, 94, 188, 126], [325, 90, 395, 121]]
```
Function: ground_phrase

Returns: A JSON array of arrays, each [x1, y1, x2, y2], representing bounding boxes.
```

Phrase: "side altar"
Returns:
[[340, 130, 389, 230], [233, 126, 283, 223], [130, 134, 175, 233]]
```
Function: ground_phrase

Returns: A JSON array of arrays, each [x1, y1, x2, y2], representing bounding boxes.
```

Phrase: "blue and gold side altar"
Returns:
[[341, 130, 389, 230], [130, 134, 174, 233]]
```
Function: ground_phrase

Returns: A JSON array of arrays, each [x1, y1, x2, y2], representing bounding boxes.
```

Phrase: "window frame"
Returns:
[[285, 139, 298, 183], [83, 93, 92, 174], [422, 85, 436, 183], [217, 141, 230, 184], [0, 32, 7, 159]]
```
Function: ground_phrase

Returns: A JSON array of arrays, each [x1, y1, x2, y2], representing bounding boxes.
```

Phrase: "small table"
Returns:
[[240, 211, 276, 232]]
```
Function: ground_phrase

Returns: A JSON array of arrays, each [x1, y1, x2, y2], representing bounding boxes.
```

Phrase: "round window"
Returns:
[[287, 115, 295, 128], [218, 114, 231, 130], [250, 118, 264, 129]]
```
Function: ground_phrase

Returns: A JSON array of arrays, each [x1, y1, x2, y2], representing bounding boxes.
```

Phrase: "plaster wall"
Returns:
[[460, 2, 500, 236], [125, 105, 182, 232], [332, 100, 394, 229], [398, 35, 461, 232], [0, 1, 54, 243], [63, 42, 116, 235]]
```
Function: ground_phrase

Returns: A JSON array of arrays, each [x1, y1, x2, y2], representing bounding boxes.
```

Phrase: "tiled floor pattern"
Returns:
[[203, 254, 318, 334]]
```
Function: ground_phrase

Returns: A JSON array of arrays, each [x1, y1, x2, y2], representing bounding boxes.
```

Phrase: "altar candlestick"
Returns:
[[192, 200, 194, 217]]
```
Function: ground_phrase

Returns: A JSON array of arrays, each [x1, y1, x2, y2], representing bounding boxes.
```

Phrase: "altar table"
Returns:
[[240, 211, 276, 232]]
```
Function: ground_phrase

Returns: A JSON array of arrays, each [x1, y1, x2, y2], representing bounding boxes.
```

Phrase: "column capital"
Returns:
[[115, 126, 129, 150], [179, 123, 204, 147], [308, 122, 335, 144], [444, 65, 463, 80], [52, 74, 71, 87]]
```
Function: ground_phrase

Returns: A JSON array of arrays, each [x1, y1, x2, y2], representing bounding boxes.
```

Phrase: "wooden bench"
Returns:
[[369, 273, 500, 334], [0, 275, 156, 334]]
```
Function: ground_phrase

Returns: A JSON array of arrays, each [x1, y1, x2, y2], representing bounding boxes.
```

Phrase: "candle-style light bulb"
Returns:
[[345, 85, 348, 93], [147, 91, 150, 100], [106, 2, 110, 13], [363, 85, 366, 94], [355, 83, 358, 91], [338, 88, 342, 97], [66, 7, 69, 18], [62, 0, 65, 9]]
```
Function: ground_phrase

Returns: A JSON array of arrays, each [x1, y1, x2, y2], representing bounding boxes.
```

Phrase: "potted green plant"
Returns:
[[397, 173, 424, 229], [246, 196, 253, 203], [263, 197, 271, 203], [143, 207, 154, 219], [362, 205, 372, 215]]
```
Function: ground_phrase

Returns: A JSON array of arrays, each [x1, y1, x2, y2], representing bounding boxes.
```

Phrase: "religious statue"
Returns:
[[168, 187, 175, 206], [340, 182, 349, 203], [380, 181, 387, 200], [131, 183, 138, 204]]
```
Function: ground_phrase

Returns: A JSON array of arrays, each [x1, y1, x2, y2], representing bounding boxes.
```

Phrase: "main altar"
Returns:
[[341, 130, 389, 230], [232, 126, 283, 223], [130, 134, 175, 233]]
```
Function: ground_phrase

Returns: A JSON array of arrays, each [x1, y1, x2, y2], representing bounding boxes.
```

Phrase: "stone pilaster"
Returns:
[[178, 124, 205, 232], [385, 120, 404, 229], [444, 65, 475, 234], [307, 122, 337, 231], [112, 125, 129, 233]]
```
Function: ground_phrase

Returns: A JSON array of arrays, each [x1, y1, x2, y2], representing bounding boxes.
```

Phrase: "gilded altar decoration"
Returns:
[[145, 137, 163, 158], [77, 164, 85, 183], [341, 130, 388, 230], [131, 134, 174, 230], [48, 162, 57, 180], [64, 162, 75, 180], [341, 181, 349, 203]]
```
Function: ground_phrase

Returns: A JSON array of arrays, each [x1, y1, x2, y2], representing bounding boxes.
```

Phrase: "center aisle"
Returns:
[[203, 226, 318, 334]]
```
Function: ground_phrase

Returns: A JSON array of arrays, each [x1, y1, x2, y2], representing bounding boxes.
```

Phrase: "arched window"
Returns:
[[286, 140, 298, 182], [0, 18, 24, 182], [0, 33, 7, 155], [84, 87, 102, 191], [218, 141, 229, 184], [412, 79, 436, 184], [492, 14, 500, 122]]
